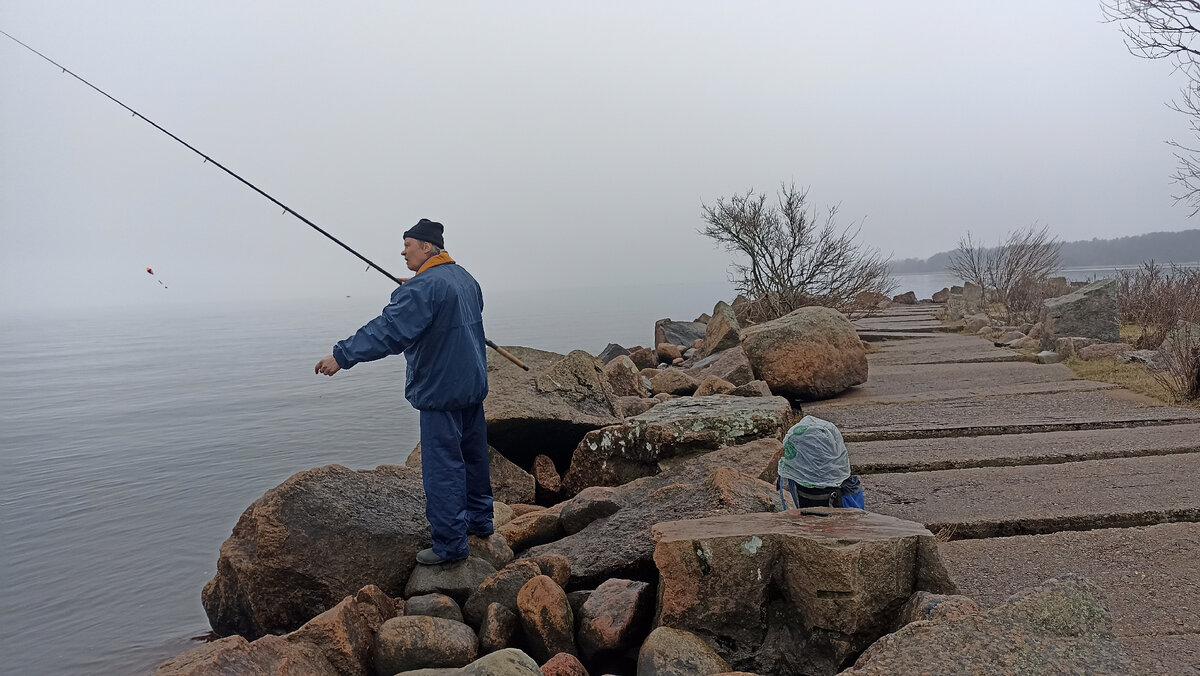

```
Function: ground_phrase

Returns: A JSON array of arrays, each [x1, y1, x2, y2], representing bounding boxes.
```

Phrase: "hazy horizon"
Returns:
[[4, 2, 1200, 312]]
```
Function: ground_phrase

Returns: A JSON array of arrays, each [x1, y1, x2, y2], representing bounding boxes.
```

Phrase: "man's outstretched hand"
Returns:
[[315, 355, 341, 376]]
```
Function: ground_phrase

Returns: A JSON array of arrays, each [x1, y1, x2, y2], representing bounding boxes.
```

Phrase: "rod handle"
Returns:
[[486, 340, 530, 371]]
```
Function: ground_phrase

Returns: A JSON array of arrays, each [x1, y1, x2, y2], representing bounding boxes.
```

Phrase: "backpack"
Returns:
[[775, 415, 865, 510]]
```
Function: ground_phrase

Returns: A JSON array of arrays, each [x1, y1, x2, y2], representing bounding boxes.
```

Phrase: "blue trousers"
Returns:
[[419, 402, 493, 559]]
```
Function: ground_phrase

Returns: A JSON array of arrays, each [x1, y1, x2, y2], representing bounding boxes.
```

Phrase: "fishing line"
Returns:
[[1, 29, 529, 369]]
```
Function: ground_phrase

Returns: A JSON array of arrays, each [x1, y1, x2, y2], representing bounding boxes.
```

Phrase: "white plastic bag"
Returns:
[[777, 415, 850, 488]]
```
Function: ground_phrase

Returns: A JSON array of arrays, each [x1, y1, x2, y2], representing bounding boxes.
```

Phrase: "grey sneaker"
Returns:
[[415, 548, 468, 566]]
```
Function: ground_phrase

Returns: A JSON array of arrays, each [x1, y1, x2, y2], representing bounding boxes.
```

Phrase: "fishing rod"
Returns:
[[1, 29, 530, 371]]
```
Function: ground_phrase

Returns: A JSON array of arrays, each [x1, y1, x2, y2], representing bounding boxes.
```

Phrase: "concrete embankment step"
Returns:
[[862, 333, 1022, 365], [828, 361, 1097, 403], [853, 320, 958, 333], [863, 452, 1200, 538], [849, 422, 1200, 473], [858, 330, 949, 342], [809, 388, 1200, 441], [939, 523, 1200, 674]]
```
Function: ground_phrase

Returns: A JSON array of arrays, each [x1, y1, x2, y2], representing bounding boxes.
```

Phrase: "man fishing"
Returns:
[[314, 218, 492, 566]]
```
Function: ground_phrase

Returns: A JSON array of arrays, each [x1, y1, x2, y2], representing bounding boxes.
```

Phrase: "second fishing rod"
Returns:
[[0, 28, 529, 371]]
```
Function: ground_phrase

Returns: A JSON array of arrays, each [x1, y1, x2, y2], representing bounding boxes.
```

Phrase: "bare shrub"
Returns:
[[1103, 1, 1200, 215], [1154, 327, 1200, 402], [1117, 261, 1200, 401], [945, 224, 1063, 323], [1116, 261, 1200, 347], [701, 183, 895, 322]]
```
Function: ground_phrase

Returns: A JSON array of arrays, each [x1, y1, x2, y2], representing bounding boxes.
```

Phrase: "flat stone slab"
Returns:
[[863, 334, 1022, 365], [652, 509, 956, 675], [809, 388, 1200, 441], [562, 395, 795, 493], [849, 422, 1200, 473], [857, 331, 940, 342], [940, 523, 1200, 674], [853, 320, 957, 333], [863, 452, 1200, 537], [832, 379, 1116, 406], [834, 361, 1075, 399]]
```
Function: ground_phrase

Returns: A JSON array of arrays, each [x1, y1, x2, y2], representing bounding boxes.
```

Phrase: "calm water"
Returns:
[[0, 270, 1123, 673], [0, 281, 738, 675]]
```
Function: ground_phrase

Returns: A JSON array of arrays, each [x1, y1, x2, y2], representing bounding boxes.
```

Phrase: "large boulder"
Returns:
[[407, 444, 535, 507], [637, 627, 731, 676], [478, 602, 520, 654], [843, 575, 1130, 675], [597, 343, 630, 364], [656, 343, 684, 363], [562, 396, 794, 494], [373, 616, 477, 674], [628, 347, 658, 370], [527, 462, 781, 589], [1077, 342, 1134, 361], [404, 557, 496, 604], [649, 369, 699, 396], [694, 376, 736, 397], [485, 347, 621, 470], [541, 653, 589, 676], [604, 356, 649, 398], [962, 314, 990, 334], [459, 649, 542, 676], [655, 319, 708, 349], [651, 509, 958, 676], [577, 578, 654, 662], [405, 593, 464, 623], [739, 306, 867, 400], [287, 585, 398, 676], [497, 504, 566, 552], [891, 291, 917, 304], [463, 560, 545, 627], [703, 301, 742, 356], [158, 585, 396, 676], [1039, 278, 1119, 350], [684, 347, 755, 387], [202, 465, 429, 638], [516, 575, 577, 662], [155, 635, 339, 676], [931, 287, 950, 303]]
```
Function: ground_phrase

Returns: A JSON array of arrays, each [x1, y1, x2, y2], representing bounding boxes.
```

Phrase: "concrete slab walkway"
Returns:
[[826, 303, 1200, 673]]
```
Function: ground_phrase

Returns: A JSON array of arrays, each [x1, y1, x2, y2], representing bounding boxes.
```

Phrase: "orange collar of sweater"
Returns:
[[416, 251, 455, 275]]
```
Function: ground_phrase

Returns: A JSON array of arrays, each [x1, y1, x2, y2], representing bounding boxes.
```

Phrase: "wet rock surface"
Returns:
[[651, 509, 956, 676], [843, 575, 1131, 675], [462, 559, 545, 628], [516, 575, 576, 662], [739, 306, 868, 399], [485, 347, 620, 470], [373, 615, 478, 674], [576, 578, 653, 662], [202, 464, 429, 638], [1040, 278, 1120, 350], [528, 460, 781, 588], [562, 396, 794, 494], [636, 627, 730, 676], [405, 557, 496, 604]]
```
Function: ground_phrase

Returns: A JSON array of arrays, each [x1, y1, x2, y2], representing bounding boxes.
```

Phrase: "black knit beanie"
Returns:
[[403, 219, 445, 249]]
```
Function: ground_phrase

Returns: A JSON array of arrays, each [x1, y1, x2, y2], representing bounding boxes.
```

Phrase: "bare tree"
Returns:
[[701, 183, 894, 321], [947, 224, 1063, 323], [1103, 0, 1200, 215]]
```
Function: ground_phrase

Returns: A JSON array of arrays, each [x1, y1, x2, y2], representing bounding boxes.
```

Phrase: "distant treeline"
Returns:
[[890, 229, 1200, 273]]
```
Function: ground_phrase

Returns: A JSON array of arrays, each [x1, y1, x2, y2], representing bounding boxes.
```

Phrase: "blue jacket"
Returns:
[[332, 259, 488, 411]]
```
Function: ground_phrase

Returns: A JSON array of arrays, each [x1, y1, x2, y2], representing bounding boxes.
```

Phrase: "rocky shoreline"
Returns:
[[155, 298, 1140, 676]]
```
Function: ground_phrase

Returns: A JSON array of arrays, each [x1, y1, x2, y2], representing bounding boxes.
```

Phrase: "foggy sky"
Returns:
[[1, 1, 1196, 312]]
